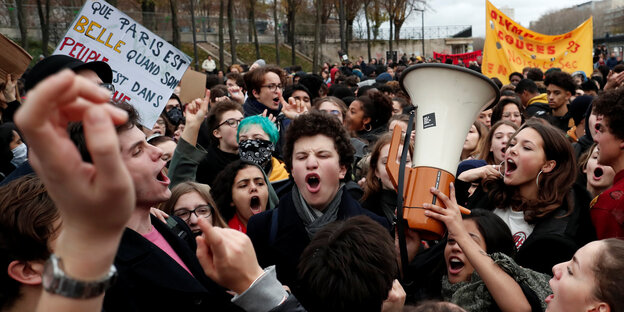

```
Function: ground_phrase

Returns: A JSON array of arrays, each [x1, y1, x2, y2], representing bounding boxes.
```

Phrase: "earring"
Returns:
[[536, 170, 543, 188], [364, 123, 372, 132]]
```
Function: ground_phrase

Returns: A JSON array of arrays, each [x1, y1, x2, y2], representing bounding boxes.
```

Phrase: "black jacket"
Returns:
[[247, 189, 390, 296], [103, 215, 241, 311], [196, 143, 240, 186], [464, 183, 596, 274]]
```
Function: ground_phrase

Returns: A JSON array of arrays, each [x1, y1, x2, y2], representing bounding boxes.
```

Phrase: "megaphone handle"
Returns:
[[396, 111, 415, 285]]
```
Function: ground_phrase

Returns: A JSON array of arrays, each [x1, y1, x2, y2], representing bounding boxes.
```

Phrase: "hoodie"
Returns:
[[525, 93, 551, 118]]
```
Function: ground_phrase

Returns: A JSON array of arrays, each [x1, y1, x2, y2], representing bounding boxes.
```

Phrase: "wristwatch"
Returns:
[[42, 253, 118, 299]]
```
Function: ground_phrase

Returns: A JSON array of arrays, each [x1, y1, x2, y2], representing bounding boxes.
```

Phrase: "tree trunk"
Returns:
[[364, 0, 371, 62], [394, 20, 403, 42], [388, 15, 393, 54], [313, 0, 321, 74], [273, 0, 280, 66], [228, 0, 237, 65], [287, 0, 295, 66], [339, 0, 346, 52], [36, 0, 50, 56], [249, 0, 260, 59], [170, 0, 180, 48], [16, 0, 28, 51], [219, 0, 226, 71], [140, 1, 156, 31], [248, 5, 253, 43]]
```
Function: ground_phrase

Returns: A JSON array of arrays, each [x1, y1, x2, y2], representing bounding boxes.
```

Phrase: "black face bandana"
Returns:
[[239, 139, 275, 168], [166, 107, 184, 125]]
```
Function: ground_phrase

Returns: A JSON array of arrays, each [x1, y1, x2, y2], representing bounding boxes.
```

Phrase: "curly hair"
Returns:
[[544, 71, 576, 94], [283, 111, 354, 173], [356, 91, 393, 130], [210, 160, 261, 222], [592, 88, 624, 140], [483, 119, 577, 223]]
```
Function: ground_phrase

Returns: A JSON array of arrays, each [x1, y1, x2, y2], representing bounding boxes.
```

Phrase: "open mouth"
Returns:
[[156, 168, 170, 185], [272, 97, 280, 105], [505, 158, 517, 175], [448, 257, 465, 274], [250, 196, 262, 213], [305, 173, 321, 193], [593, 167, 604, 180]]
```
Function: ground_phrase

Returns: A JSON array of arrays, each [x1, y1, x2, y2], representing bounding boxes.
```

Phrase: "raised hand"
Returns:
[[280, 95, 307, 120], [196, 218, 264, 294]]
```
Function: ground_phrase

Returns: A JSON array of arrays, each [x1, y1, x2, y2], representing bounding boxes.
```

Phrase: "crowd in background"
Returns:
[[1, 46, 624, 312]]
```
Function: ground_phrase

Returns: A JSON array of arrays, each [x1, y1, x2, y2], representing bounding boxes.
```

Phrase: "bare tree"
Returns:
[[320, 0, 333, 43], [368, 0, 387, 41], [139, 0, 156, 31], [169, 0, 181, 48], [36, 0, 51, 56], [338, 0, 346, 53], [286, 0, 297, 65], [313, 0, 322, 73], [249, 0, 261, 59], [16, 0, 28, 50], [273, 0, 280, 66], [219, 0, 226, 71], [363, 0, 372, 61], [228, 0, 237, 65], [345, 0, 362, 52]]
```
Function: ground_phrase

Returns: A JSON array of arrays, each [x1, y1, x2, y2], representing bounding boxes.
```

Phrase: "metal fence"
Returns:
[[1, 4, 471, 44]]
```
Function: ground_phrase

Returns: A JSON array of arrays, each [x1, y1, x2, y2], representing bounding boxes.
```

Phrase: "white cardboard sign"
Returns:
[[53, 0, 191, 128]]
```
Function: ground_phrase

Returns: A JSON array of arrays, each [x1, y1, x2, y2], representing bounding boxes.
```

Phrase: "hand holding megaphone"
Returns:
[[423, 183, 471, 239]]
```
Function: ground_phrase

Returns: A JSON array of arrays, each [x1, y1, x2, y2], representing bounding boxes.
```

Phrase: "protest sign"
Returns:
[[0, 33, 32, 83], [483, 0, 593, 84], [53, 0, 191, 128], [433, 51, 482, 65], [179, 69, 207, 105]]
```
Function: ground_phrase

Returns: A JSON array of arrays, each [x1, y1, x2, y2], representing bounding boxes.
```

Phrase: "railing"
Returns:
[[0, 4, 471, 44]]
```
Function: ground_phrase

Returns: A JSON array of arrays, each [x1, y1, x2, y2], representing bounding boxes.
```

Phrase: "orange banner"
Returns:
[[483, 0, 593, 84]]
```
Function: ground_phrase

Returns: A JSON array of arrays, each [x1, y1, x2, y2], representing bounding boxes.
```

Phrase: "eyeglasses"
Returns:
[[262, 84, 283, 92], [173, 205, 213, 222], [155, 119, 166, 126], [218, 118, 242, 128], [99, 83, 115, 93]]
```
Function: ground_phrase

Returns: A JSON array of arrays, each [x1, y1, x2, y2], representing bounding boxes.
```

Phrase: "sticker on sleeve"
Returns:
[[423, 113, 436, 129]]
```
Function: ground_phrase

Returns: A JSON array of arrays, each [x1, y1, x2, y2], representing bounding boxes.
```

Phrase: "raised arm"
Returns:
[[424, 184, 531, 312], [15, 70, 135, 311]]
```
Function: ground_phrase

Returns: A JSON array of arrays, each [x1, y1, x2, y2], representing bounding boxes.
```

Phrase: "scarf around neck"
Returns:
[[292, 183, 344, 239]]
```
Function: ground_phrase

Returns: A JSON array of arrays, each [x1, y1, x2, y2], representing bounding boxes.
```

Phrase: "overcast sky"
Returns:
[[404, 0, 592, 37]]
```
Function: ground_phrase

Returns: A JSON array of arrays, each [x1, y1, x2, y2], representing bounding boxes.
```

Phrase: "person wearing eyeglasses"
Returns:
[[158, 181, 227, 236], [242, 66, 290, 158], [195, 100, 245, 186]]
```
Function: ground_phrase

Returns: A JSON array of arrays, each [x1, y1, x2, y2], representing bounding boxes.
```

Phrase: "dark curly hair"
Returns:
[[356, 91, 393, 130], [544, 71, 576, 94], [592, 88, 624, 140], [283, 111, 354, 174], [210, 160, 261, 222], [483, 119, 577, 223]]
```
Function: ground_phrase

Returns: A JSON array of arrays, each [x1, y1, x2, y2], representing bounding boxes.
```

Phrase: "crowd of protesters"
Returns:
[[1, 47, 624, 312]]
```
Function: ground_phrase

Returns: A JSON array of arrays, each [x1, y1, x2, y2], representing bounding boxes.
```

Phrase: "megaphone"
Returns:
[[387, 63, 500, 240]]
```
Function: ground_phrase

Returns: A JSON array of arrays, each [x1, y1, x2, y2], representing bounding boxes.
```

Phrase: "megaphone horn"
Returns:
[[387, 63, 500, 240]]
